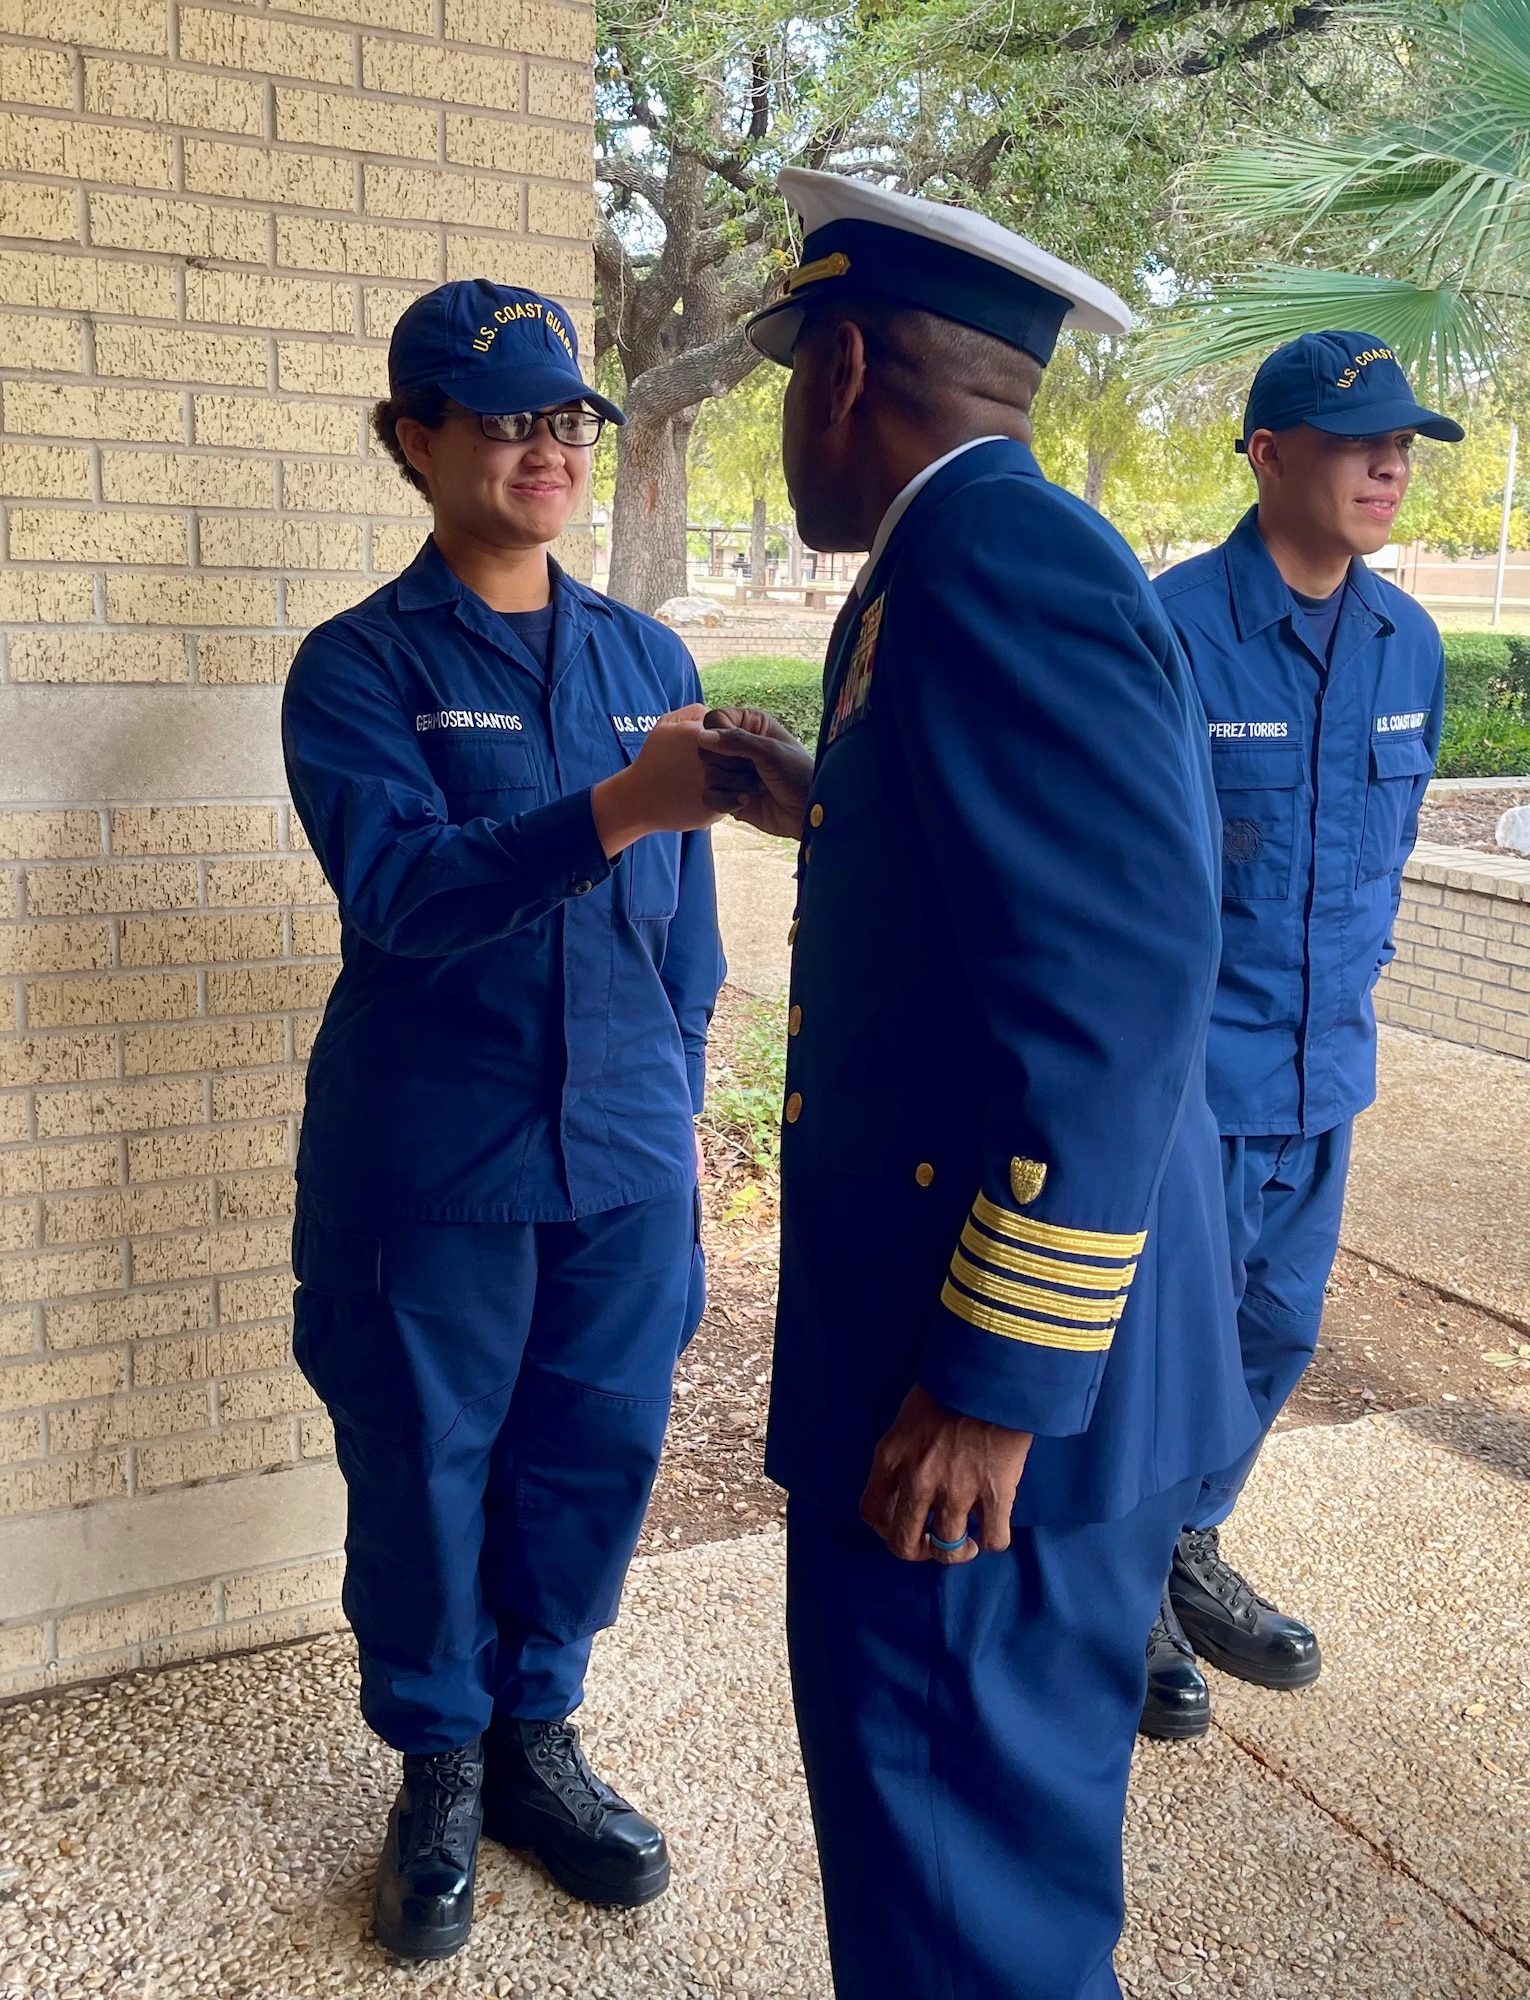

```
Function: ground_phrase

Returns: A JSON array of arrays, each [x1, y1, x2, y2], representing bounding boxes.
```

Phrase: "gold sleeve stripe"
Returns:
[[961, 1219, 1137, 1293], [941, 1279, 1116, 1353], [948, 1249, 1124, 1326], [972, 1192, 1146, 1260]]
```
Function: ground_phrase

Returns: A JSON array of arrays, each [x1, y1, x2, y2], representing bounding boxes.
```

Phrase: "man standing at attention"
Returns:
[[283, 280, 724, 1960], [1139, 333, 1463, 1740], [698, 171, 1259, 2000]]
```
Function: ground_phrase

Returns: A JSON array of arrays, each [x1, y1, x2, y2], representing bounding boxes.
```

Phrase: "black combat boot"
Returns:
[[1169, 1526, 1321, 1690], [373, 1737, 484, 1960], [1139, 1588, 1212, 1740], [482, 1716, 670, 1907]]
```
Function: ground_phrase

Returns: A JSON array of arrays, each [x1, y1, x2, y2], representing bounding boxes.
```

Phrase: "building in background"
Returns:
[[0, 0, 594, 1694]]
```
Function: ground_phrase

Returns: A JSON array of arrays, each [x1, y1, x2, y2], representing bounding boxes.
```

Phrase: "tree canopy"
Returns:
[[594, 0, 1381, 607], [1146, 0, 1530, 389]]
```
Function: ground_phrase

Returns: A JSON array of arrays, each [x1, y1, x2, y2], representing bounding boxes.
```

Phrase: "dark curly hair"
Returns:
[[372, 385, 449, 496]]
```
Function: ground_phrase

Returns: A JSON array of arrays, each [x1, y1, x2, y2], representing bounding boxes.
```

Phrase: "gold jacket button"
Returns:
[[915, 1162, 935, 1187], [788, 1005, 802, 1035], [785, 1092, 803, 1123], [809, 803, 824, 827], [787, 918, 799, 946]]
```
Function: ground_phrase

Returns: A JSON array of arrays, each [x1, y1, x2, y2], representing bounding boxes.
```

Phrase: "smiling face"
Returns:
[[1248, 422, 1416, 562], [395, 398, 589, 551]]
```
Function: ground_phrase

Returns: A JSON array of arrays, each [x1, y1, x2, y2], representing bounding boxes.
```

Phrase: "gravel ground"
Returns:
[[1206, 1385, 1530, 1983], [1283, 1248, 1527, 1428], [4, 1396, 1529, 1999], [1417, 786, 1530, 852]]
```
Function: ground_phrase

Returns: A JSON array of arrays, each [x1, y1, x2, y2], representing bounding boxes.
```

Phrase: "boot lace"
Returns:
[[1148, 1589, 1196, 1661], [1179, 1527, 1275, 1618], [403, 1741, 482, 1861], [527, 1720, 618, 1829]]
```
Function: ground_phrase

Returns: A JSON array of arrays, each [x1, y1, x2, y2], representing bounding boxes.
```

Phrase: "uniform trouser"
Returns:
[[1184, 1122, 1354, 1532], [785, 1479, 1200, 2000], [292, 1189, 703, 1755]]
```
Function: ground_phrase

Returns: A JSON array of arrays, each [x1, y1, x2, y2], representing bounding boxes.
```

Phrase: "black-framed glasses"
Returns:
[[480, 407, 605, 446]]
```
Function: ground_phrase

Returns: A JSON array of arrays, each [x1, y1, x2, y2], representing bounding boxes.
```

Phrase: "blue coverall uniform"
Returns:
[[282, 540, 724, 1753], [1155, 507, 1443, 1525], [770, 439, 1260, 1999]]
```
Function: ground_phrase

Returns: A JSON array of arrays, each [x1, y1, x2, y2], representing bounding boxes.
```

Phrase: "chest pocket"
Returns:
[[1358, 734, 1432, 886], [612, 725, 681, 922], [427, 740, 539, 822], [1211, 745, 1303, 903]]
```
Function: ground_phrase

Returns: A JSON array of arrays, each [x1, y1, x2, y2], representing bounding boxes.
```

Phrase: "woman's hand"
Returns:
[[591, 704, 724, 857]]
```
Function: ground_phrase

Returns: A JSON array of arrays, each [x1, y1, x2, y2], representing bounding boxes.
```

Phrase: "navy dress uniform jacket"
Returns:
[[282, 540, 724, 1224], [1154, 508, 1444, 1137], [767, 438, 1259, 1529]]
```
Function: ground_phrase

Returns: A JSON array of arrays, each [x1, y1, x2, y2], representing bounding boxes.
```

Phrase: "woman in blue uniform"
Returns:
[[282, 279, 725, 1961]]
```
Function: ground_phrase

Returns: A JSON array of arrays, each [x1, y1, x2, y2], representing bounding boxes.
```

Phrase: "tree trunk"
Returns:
[[788, 522, 802, 585], [608, 411, 695, 614], [1083, 446, 1113, 512], [750, 492, 768, 587]]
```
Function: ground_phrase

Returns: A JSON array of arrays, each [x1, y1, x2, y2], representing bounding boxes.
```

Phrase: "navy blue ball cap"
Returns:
[[1238, 329, 1463, 451], [387, 278, 624, 424]]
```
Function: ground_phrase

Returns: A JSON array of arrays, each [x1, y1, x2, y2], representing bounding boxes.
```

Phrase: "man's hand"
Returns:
[[860, 1385, 1033, 1565], [591, 704, 723, 858], [699, 707, 815, 841]]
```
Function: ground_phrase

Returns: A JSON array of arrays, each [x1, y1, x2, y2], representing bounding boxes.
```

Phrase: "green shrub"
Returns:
[[702, 995, 788, 1173], [700, 655, 824, 747], [1436, 703, 1530, 778], [1442, 633, 1515, 710], [698, 638, 1530, 774], [1506, 636, 1530, 705]]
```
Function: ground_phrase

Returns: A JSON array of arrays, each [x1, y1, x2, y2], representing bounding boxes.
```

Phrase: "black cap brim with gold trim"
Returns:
[[747, 169, 1133, 367]]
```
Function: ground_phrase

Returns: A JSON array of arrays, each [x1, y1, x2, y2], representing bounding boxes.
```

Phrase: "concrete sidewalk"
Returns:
[[2, 1393, 1527, 1999], [1345, 1026, 1530, 1329], [713, 821, 797, 999]]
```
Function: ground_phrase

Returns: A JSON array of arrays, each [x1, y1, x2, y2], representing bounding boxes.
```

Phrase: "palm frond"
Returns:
[[1138, 267, 1500, 400], [1198, 127, 1530, 289]]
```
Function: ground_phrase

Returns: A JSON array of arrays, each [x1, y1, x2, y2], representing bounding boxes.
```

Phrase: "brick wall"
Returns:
[[1376, 841, 1530, 1062], [0, 0, 594, 1695]]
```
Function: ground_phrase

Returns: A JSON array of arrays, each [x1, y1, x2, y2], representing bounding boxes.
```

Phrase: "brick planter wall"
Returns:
[[1376, 841, 1530, 1062], [0, 0, 594, 1697]]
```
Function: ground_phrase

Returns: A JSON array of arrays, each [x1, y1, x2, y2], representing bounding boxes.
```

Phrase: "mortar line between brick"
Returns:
[[1210, 1715, 1530, 1977]]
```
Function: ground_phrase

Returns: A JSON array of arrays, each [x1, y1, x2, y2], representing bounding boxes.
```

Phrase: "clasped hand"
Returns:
[[697, 706, 816, 840], [590, 703, 815, 856]]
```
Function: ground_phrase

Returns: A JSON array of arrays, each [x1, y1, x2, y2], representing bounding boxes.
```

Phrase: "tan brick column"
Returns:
[[0, 0, 594, 1693], [1376, 841, 1530, 1061]]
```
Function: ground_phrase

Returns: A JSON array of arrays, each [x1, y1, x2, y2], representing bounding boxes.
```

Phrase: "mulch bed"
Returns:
[[1418, 786, 1529, 852], [642, 987, 1529, 1553]]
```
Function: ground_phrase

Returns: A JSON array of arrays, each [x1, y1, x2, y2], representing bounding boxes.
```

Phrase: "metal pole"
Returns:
[[1492, 421, 1518, 628]]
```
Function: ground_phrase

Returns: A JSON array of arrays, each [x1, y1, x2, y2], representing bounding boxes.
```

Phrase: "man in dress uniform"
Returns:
[[1138, 335, 1463, 1739], [698, 171, 1259, 2000], [283, 280, 725, 1958]]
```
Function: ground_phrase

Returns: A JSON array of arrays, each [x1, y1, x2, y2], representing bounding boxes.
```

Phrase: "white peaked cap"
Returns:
[[782, 170, 1134, 335], [746, 168, 1134, 364]]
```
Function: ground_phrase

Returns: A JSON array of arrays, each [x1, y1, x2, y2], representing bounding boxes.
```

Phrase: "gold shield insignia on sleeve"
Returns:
[[1009, 1157, 1048, 1206]]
